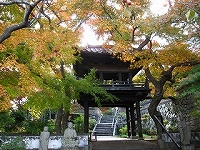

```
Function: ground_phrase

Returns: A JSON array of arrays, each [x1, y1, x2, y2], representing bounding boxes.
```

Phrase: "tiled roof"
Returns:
[[82, 45, 112, 54]]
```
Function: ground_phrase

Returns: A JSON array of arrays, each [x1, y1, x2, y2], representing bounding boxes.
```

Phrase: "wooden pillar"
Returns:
[[130, 103, 136, 136], [100, 72, 103, 82], [136, 100, 143, 139], [126, 106, 131, 137], [128, 72, 132, 84], [145, 77, 149, 88], [118, 72, 122, 81], [84, 100, 89, 133]]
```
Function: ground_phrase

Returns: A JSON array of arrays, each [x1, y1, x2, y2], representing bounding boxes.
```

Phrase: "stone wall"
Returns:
[[0, 135, 88, 150], [140, 99, 177, 132], [174, 95, 200, 131], [140, 97, 200, 149]]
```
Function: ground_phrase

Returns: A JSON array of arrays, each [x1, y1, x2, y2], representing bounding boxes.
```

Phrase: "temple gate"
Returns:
[[74, 45, 150, 139]]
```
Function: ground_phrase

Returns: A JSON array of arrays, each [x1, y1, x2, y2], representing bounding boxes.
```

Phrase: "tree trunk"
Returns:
[[148, 94, 164, 139], [145, 68, 172, 150], [148, 85, 165, 150], [55, 106, 63, 134], [62, 111, 70, 132]]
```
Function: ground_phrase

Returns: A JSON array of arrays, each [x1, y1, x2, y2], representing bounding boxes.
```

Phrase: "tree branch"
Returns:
[[131, 26, 138, 42], [0, 1, 31, 6], [0, 0, 42, 43], [160, 60, 200, 84], [145, 68, 158, 86], [135, 35, 151, 51], [100, 2, 123, 38]]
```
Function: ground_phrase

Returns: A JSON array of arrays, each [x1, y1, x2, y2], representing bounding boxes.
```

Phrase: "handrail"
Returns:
[[112, 108, 118, 135], [98, 115, 103, 123], [154, 115, 181, 150], [113, 120, 117, 136], [92, 115, 103, 135], [111, 109, 118, 128], [92, 123, 98, 136]]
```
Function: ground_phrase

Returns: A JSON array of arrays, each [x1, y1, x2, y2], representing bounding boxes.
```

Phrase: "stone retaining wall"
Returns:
[[162, 132, 200, 142], [0, 135, 88, 150], [162, 132, 200, 150]]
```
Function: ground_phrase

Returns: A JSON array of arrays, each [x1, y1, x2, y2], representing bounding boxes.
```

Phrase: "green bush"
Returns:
[[47, 119, 56, 133], [73, 115, 96, 133], [0, 111, 15, 133], [0, 136, 26, 150], [73, 115, 84, 133], [24, 120, 47, 134], [0, 109, 27, 133], [119, 125, 128, 137]]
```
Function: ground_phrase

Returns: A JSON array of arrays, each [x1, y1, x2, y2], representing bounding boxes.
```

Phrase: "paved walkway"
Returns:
[[96, 136, 132, 141], [91, 136, 159, 150]]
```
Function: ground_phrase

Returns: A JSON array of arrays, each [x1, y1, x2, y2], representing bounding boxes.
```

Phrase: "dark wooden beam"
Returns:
[[126, 106, 131, 137], [84, 100, 89, 133], [130, 103, 136, 136], [136, 100, 143, 139]]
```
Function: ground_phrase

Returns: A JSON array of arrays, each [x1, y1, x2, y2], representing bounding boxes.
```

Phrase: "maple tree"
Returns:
[[0, 0, 199, 139], [0, 0, 80, 112], [76, 0, 200, 145], [0, 0, 116, 133]]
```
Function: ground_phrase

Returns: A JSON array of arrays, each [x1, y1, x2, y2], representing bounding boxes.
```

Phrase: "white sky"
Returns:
[[81, 0, 169, 46], [150, 0, 169, 15]]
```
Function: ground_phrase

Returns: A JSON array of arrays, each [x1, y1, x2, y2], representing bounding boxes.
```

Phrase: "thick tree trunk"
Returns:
[[55, 106, 63, 134], [148, 95, 163, 139], [148, 85, 164, 139], [145, 68, 172, 150], [148, 86, 165, 150]]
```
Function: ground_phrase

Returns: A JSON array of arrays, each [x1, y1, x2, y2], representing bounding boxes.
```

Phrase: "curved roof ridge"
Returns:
[[83, 44, 113, 54]]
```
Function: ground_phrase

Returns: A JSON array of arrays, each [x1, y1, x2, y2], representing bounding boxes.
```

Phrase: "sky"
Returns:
[[81, 0, 169, 46]]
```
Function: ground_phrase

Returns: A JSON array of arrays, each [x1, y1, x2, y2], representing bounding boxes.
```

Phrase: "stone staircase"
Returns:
[[93, 115, 115, 136]]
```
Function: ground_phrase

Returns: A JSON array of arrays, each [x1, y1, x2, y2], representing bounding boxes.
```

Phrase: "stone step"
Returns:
[[95, 130, 113, 136], [96, 123, 113, 127], [95, 128, 113, 132], [93, 115, 116, 136], [94, 123, 114, 136], [100, 115, 115, 123]]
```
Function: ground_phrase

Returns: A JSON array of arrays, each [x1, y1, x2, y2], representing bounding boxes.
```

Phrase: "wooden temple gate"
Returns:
[[74, 45, 150, 138]]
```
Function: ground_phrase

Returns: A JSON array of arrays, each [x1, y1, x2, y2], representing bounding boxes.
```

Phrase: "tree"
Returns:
[[0, 0, 81, 109], [1, 0, 199, 140], [77, 0, 200, 147], [0, 0, 117, 133], [177, 64, 200, 117]]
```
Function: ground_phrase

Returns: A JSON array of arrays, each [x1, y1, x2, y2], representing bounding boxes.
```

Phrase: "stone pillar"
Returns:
[[178, 113, 195, 150], [175, 95, 197, 150]]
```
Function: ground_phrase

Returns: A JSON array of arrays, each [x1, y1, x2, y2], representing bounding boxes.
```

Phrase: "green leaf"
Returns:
[[186, 9, 199, 22]]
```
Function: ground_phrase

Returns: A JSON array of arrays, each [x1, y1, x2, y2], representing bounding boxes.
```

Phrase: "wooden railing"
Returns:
[[100, 81, 148, 90]]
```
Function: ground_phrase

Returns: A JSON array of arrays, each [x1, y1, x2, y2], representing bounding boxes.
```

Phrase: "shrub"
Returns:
[[0, 136, 26, 150], [119, 125, 128, 137], [73, 115, 96, 133], [24, 120, 46, 134], [0, 111, 15, 133]]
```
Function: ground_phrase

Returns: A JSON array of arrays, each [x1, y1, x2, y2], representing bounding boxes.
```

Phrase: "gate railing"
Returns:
[[154, 115, 181, 150]]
